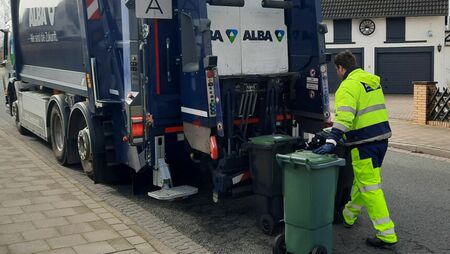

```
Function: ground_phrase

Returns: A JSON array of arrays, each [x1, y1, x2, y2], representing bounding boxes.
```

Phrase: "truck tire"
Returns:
[[50, 105, 67, 164], [70, 108, 107, 182]]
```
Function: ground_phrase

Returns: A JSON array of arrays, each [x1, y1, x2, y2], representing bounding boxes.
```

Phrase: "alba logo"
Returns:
[[275, 30, 285, 42], [226, 29, 238, 43]]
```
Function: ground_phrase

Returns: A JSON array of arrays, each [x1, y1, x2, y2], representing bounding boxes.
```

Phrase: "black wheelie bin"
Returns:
[[248, 135, 299, 235]]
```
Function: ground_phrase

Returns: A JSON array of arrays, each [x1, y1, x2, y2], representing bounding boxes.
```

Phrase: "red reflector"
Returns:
[[207, 70, 215, 79], [131, 116, 143, 123], [241, 170, 252, 182], [165, 126, 184, 133], [276, 114, 293, 121], [210, 136, 219, 160], [132, 123, 144, 137], [233, 118, 260, 125], [324, 121, 333, 128]]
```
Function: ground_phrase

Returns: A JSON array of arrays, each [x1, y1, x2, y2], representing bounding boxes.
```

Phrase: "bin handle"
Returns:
[[276, 154, 312, 170], [311, 158, 346, 169], [276, 154, 346, 170], [272, 136, 303, 144]]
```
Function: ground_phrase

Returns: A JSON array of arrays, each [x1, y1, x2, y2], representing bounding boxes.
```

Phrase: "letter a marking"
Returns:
[[146, 0, 164, 14]]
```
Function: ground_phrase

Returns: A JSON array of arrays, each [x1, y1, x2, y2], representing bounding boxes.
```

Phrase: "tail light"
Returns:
[[131, 116, 144, 138], [210, 136, 219, 160]]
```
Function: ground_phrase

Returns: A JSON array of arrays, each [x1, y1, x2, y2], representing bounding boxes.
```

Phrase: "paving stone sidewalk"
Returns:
[[0, 128, 176, 254], [389, 119, 450, 158]]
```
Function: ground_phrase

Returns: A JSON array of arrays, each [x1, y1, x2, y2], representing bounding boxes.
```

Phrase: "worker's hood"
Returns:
[[347, 68, 381, 89]]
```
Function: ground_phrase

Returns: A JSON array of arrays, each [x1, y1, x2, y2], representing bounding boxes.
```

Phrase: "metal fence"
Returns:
[[446, 30, 450, 47], [428, 87, 450, 122]]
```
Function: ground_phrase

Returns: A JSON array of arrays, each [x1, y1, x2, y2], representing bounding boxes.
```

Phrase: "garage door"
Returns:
[[376, 47, 434, 94], [326, 48, 364, 93]]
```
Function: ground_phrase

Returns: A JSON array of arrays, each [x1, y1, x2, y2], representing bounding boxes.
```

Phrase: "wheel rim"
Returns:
[[78, 127, 94, 175], [77, 127, 91, 161], [52, 113, 64, 152]]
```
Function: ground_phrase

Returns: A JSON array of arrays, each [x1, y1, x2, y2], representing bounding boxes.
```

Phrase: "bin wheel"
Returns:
[[311, 245, 327, 254], [272, 233, 286, 254], [259, 214, 275, 235]]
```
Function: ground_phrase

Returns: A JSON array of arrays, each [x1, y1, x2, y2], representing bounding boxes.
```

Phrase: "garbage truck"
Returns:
[[1, 20, 14, 106], [7, 0, 331, 202]]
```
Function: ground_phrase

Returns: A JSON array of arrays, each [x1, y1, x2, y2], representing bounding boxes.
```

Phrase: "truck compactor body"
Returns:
[[7, 0, 331, 201]]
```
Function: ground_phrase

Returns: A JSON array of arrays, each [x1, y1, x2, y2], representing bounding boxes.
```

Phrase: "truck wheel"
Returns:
[[77, 126, 94, 180], [12, 101, 28, 135], [50, 106, 67, 164]]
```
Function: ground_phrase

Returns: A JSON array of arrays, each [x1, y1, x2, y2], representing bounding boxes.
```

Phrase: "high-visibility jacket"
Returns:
[[333, 68, 391, 146]]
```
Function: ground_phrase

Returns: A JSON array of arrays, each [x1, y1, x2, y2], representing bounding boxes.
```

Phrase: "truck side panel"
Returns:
[[12, 0, 88, 96], [16, 0, 84, 71]]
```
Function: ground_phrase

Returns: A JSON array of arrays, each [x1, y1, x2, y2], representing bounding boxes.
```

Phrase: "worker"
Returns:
[[313, 50, 397, 249]]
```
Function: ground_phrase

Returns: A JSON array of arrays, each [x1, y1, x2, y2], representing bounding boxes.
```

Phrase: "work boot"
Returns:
[[366, 237, 397, 249], [343, 220, 353, 228], [342, 214, 353, 228]]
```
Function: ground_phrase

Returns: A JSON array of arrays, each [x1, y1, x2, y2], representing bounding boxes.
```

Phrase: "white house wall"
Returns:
[[446, 47, 450, 87], [324, 16, 447, 89]]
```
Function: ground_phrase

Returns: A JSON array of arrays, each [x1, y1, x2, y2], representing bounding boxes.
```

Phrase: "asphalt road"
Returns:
[[1, 97, 449, 254]]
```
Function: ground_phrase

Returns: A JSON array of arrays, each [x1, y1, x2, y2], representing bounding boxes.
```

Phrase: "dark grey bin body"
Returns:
[[248, 135, 298, 234]]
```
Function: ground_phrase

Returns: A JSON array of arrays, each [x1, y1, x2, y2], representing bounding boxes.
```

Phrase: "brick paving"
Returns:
[[389, 119, 450, 158], [0, 128, 176, 254]]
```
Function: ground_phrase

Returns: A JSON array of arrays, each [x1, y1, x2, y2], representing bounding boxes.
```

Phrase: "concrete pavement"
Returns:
[[0, 128, 175, 254]]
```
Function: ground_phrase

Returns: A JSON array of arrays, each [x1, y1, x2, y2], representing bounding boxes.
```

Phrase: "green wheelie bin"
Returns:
[[273, 151, 345, 254]]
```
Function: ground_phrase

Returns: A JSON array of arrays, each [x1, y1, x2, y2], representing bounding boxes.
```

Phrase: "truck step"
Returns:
[[148, 185, 198, 201]]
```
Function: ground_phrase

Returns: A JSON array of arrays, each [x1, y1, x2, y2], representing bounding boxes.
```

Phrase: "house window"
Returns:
[[386, 17, 405, 42], [334, 19, 352, 43]]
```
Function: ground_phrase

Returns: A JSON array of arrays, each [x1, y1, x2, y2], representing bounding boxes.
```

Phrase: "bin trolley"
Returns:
[[274, 151, 345, 254], [248, 135, 299, 235]]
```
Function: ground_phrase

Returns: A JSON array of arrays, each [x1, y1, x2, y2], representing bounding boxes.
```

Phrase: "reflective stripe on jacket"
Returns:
[[334, 68, 391, 146]]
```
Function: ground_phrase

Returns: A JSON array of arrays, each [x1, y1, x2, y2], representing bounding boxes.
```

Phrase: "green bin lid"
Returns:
[[249, 135, 296, 146], [276, 150, 345, 169]]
